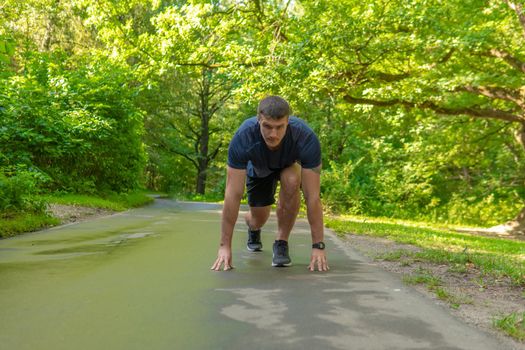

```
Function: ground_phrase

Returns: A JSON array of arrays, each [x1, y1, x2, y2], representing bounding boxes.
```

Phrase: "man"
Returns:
[[211, 95, 329, 272]]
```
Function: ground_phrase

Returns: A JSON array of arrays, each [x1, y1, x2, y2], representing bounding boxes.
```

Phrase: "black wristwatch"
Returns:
[[312, 241, 326, 250]]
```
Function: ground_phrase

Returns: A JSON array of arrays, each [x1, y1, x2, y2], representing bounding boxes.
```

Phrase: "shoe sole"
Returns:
[[247, 245, 262, 252], [272, 255, 292, 267], [272, 262, 292, 267]]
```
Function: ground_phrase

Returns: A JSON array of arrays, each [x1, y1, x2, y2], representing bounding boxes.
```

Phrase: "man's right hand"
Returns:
[[211, 245, 234, 271]]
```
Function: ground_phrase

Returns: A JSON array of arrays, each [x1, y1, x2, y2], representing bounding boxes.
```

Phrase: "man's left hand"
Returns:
[[308, 249, 329, 272]]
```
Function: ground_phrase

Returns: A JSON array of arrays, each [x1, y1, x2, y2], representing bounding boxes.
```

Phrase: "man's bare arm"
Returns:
[[211, 166, 246, 271], [301, 165, 329, 271]]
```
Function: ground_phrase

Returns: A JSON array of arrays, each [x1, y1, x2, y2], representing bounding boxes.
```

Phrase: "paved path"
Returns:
[[0, 200, 513, 349]]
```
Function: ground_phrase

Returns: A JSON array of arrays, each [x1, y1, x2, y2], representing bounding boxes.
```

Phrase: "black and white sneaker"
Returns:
[[247, 229, 263, 252], [272, 240, 292, 267]]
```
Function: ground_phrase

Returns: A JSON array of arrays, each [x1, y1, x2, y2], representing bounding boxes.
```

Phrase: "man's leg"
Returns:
[[272, 163, 301, 267], [245, 172, 279, 251], [276, 163, 302, 241], [245, 206, 271, 231]]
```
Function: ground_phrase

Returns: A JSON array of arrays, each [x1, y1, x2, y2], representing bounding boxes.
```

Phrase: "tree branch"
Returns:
[[483, 48, 525, 74], [185, 119, 200, 139], [207, 141, 223, 162], [471, 122, 513, 143], [155, 140, 198, 168], [164, 118, 199, 142], [209, 91, 231, 116], [370, 71, 411, 82], [457, 85, 525, 108], [343, 95, 524, 123], [438, 48, 456, 64]]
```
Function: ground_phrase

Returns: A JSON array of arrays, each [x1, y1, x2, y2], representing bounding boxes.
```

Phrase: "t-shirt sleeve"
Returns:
[[227, 132, 248, 169], [299, 131, 322, 169]]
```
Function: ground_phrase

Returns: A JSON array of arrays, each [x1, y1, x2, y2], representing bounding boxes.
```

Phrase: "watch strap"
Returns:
[[312, 241, 325, 250]]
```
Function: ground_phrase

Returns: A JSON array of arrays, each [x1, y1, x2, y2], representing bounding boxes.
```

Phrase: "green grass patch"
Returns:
[[173, 192, 224, 203], [448, 263, 469, 274], [42, 190, 154, 211], [1, 191, 155, 239], [0, 213, 60, 238], [105, 191, 155, 208], [375, 250, 416, 267], [494, 312, 525, 341], [434, 287, 473, 309], [402, 268, 472, 309], [43, 194, 127, 211], [326, 217, 525, 286], [403, 268, 442, 289]]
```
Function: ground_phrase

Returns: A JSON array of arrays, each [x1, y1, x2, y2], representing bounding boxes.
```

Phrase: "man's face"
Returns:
[[258, 114, 289, 150]]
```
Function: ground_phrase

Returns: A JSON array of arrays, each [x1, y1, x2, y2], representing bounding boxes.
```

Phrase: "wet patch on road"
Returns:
[[217, 288, 299, 342]]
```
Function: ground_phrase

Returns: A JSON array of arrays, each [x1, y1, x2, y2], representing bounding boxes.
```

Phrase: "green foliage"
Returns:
[[314, 102, 524, 226], [0, 167, 47, 215], [0, 36, 15, 69], [0, 51, 146, 193], [1, 0, 524, 230]]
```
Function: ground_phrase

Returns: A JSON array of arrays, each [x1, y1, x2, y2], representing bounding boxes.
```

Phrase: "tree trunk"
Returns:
[[196, 116, 209, 194], [489, 122, 525, 235], [195, 68, 211, 194], [196, 159, 208, 194]]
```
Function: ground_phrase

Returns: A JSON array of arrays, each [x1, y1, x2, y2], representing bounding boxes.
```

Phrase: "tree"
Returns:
[[298, 0, 525, 233], [79, 1, 264, 194]]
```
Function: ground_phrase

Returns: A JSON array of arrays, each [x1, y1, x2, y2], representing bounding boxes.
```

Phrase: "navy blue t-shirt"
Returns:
[[227, 116, 322, 178]]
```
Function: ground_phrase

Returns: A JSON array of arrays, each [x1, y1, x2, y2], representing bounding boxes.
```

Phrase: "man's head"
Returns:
[[257, 95, 290, 120], [257, 96, 290, 150]]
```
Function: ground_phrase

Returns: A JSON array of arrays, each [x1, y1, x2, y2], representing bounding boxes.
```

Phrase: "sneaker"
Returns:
[[247, 229, 263, 252], [272, 240, 292, 267]]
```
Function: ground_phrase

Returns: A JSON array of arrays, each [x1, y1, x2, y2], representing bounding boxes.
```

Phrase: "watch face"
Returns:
[[313, 242, 325, 249]]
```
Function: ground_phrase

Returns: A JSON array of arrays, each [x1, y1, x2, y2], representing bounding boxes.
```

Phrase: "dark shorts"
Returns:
[[246, 171, 281, 207]]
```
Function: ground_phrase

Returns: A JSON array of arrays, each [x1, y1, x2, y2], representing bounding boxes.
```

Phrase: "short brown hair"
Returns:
[[257, 95, 290, 120]]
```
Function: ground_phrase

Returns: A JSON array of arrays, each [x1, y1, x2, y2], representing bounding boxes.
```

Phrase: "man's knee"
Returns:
[[280, 164, 302, 194], [282, 176, 301, 194]]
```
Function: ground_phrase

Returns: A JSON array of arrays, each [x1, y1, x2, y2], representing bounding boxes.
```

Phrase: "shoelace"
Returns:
[[275, 242, 287, 254]]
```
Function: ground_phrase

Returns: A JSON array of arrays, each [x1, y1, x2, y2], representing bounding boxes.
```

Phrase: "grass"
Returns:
[[325, 217, 525, 286], [376, 249, 414, 262], [494, 312, 525, 341], [403, 267, 442, 289], [173, 192, 224, 203], [434, 287, 472, 309], [327, 215, 524, 340], [0, 190, 155, 239], [403, 268, 466, 309], [42, 190, 154, 211], [402, 267, 473, 309], [0, 213, 60, 238]]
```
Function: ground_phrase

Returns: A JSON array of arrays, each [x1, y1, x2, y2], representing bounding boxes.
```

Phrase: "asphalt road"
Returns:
[[0, 200, 514, 350]]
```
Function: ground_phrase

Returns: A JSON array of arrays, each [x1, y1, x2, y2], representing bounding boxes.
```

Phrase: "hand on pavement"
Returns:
[[211, 246, 234, 271], [308, 249, 329, 272]]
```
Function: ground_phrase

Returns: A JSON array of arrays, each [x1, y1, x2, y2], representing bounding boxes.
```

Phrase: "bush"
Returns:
[[0, 168, 46, 215], [0, 52, 146, 194]]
